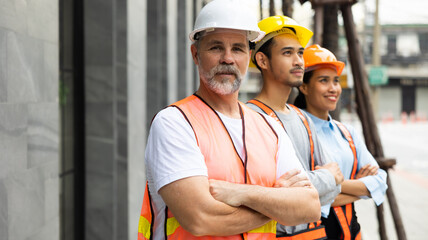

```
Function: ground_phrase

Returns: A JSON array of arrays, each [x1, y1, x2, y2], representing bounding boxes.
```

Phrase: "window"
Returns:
[[419, 32, 428, 55], [387, 34, 397, 55]]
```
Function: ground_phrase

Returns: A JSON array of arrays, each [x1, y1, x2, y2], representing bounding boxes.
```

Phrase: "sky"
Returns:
[[365, 0, 428, 25], [247, 0, 428, 26]]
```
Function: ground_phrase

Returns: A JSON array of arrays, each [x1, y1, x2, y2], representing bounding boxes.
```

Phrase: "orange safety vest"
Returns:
[[327, 121, 361, 240], [247, 99, 326, 240], [139, 94, 280, 240]]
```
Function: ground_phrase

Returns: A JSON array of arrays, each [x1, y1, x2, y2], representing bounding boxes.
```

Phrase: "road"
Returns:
[[342, 119, 428, 240]]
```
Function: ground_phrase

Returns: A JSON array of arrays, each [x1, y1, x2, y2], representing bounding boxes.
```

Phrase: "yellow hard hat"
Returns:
[[251, 15, 313, 64]]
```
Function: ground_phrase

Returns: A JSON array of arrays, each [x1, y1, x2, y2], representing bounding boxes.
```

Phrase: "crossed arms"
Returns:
[[159, 169, 321, 236], [330, 163, 379, 207]]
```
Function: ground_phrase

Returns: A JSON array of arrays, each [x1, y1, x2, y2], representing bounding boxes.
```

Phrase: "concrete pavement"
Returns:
[[356, 167, 428, 240], [342, 120, 428, 239]]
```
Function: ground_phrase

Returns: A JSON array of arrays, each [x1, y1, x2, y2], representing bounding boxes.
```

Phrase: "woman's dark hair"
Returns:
[[293, 70, 314, 109]]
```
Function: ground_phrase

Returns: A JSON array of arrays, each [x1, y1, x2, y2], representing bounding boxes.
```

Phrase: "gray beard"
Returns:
[[200, 64, 242, 95]]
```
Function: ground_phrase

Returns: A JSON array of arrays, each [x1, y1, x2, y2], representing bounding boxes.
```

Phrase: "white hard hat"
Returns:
[[189, 0, 265, 43]]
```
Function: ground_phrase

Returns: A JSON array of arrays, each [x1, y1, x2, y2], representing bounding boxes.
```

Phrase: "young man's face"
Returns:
[[191, 31, 250, 95], [265, 34, 304, 87]]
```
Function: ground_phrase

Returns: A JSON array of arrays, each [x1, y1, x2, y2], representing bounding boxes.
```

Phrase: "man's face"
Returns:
[[265, 34, 304, 87], [192, 31, 250, 95]]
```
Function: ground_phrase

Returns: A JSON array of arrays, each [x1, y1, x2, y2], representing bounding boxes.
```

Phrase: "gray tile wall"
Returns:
[[0, 0, 59, 240], [128, 0, 197, 238], [84, 0, 128, 239], [127, 0, 147, 239], [0, 0, 199, 239], [146, 0, 168, 129]]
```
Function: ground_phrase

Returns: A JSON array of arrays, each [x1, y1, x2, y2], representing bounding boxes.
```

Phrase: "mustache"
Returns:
[[211, 64, 241, 77], [290, 66, 304, 72]]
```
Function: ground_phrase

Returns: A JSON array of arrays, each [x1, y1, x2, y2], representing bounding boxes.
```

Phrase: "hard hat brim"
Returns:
[[305, 62, 345, 76], [189, 27, 265, 42]]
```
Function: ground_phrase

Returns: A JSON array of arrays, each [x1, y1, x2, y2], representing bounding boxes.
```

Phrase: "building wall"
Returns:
[[416, 87, 428, 119], [84, 0, 128, 239], [128, 0, 147, 239], [378, 87, 401, 120], [0, 0, 60, 240], [0, 0, 199, 239], [87, 0, 197, 239]]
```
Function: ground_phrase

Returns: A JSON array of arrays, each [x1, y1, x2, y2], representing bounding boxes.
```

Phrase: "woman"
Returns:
[[294, 44, 388, 240]]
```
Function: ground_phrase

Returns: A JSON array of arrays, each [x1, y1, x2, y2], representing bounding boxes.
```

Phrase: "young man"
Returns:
[[138, 2, 320, 240], [248, 15, 344, 239]]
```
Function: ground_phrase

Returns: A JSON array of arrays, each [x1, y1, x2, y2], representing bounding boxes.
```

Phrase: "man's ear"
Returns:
[[191, 44, 199, 65], [255, 52, 269, 70], [299, 83, 308, 95]]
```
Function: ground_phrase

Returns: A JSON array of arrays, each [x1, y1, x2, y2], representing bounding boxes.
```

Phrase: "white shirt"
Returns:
[[145, 106, 306, 239]]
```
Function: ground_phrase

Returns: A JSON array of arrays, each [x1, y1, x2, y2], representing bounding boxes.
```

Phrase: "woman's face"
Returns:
[[300, 67, 341, 119]]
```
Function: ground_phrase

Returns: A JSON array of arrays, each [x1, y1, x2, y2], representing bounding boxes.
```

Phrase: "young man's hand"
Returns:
[[274, 169, 311, 188], [315, 162, 344, 185]]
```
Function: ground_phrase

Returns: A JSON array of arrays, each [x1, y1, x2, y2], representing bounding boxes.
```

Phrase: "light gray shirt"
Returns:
[[247, 102, 341, 235]]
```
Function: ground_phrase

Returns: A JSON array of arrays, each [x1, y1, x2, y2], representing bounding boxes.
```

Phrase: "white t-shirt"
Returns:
[[145, 106, 306, 239]]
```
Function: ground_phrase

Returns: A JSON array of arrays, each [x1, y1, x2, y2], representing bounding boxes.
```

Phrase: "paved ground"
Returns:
[[342, 120, 428, 239]]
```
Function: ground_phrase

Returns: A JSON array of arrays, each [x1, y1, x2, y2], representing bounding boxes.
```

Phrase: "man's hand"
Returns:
[[315, 162, 344, 185], [159, 176, 271, 236], [355, 164, 378, 179], [274, 169, 311, 188], [209, 179, 244, 207]]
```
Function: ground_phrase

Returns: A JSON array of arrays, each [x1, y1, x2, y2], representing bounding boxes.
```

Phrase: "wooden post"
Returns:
[[340, 4, 382, 156], [376, 203, 388, 240], [313, 4, 324, 45], [386, 175, 408, 240], [269, 0, 275, 16], [340, 4, 407, 240]]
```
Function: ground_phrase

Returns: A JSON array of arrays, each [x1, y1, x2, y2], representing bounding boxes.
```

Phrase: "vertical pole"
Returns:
[[386, 175, 408, 240], [371, 0, 381, 121], [313, 4, 324, 45], [340, 3, 381, 156], [340, 4, 407, 240], [376, 203, 388, 240], [269, 0, 275, 16], [372, 0, 381, 66]]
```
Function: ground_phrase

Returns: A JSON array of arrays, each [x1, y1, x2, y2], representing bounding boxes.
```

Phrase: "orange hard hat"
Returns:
[[303, 44, 345, 75]]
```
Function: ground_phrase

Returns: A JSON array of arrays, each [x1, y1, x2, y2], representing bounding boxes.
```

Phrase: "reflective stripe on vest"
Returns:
[[164, 217, 278, 239], [247, 99, 284, 128], [277, 225, 326, 240], [247, 100, 315, 171], [333, 120, 358, 179], [247, 99, 325, 240], [138, 182, 154, 240], [332, 120, 360, 240], [288, 104, 315, 171], [140, 95, 279, 240], [333, 207, 352, 240]]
